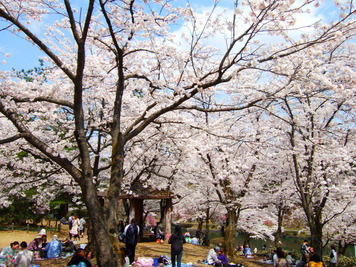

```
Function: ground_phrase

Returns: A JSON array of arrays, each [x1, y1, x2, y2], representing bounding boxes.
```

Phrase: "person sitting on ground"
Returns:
[[28, 234, 45, 259], [44, 235, 62, 258], [217, 248, 229, 267], [155, 224, 164, 241], [15, 241, 35, 267], [274, 247, 284, 267], [15, 241, 34, 267], [308, 247, 323, 267], [295, 254, 307, 267], [190, 236, 200, 245], [183, 232, 191, 243], [28, 235, 43, 252], [0, 241, 19, 260], [275, 248, 290, 267], [268, 249, 277, 264], [207, 246, 222, 266], [38, 229, 47, 246], [67, 248, 92, 267], [286, 252, 296, 264], [85, 250, 96, 267], [244, 245, 253, 257], [62, 238, 76, 253]]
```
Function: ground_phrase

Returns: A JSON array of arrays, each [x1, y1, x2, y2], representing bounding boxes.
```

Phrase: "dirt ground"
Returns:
[[0, 230, 263, 267]]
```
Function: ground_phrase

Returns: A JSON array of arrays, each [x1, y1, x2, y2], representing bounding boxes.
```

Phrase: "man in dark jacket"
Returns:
[[124, 218, 140, 264]]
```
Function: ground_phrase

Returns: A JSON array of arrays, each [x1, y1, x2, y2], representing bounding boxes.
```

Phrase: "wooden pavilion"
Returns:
[[99, 183, 174, 240]]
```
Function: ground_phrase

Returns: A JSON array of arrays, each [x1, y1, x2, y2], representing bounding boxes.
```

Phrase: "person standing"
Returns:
[[79, 217, 87, 238], [168, 225, 186, 267], [15, 241, 34, 267], [70, 215, 80, 241], [329, 244, 337, 267], [124, 218, 140, 264], [301, 240, 309, 257]]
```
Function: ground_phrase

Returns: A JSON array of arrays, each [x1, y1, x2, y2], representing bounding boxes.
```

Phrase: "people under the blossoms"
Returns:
[[206, 246, 222, 266], [38, 229, 47, 246], [15, 241, 34, 267], [62, 237, 76, 253], [217, 248, 230, 267], [0, 241, 19, 258], [70, 215, 80, 241], [275, 248, 290, 267], [44, 235, 62, 258], [67, 248, 92, 267], [79, 217, 86, 238]]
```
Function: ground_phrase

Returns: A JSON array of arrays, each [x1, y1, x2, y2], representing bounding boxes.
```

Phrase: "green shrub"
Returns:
[[322, 254, 356, 267]]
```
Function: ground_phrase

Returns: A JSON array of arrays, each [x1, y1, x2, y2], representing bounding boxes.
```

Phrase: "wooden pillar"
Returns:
[[129, 198, 144, 241], [164, 198, 172, 239], [129, 199, 136, 222]]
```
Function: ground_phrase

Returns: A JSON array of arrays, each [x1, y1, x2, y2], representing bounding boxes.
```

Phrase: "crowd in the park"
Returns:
[[0, 217, 340, 267], [230, 239, 337, 267], [0, 215, 95, 267], [203, 239, 338, 267], [0, 235, 95, 267]]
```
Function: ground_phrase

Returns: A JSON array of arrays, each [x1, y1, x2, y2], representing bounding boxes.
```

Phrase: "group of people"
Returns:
[[206, 246, 231, 266], [119, 218, 189, 267], [183, 230, 208, 246], [296, 240, 338, 267], [0, 228, 95, 267], [263, 240, 338, 267], [120, 218, 140, 265], [0, 241, 34, 267], [64, 215, 86, 241]]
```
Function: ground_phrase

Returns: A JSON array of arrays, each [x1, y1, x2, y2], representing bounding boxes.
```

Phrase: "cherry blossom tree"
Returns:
[[265, 38, 356, 256], [0, 0, 355, 265], [323, 201, 356, 255]]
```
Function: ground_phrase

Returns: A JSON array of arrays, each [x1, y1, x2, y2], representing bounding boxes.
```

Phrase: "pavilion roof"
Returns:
[[98, 182, 174, 200]]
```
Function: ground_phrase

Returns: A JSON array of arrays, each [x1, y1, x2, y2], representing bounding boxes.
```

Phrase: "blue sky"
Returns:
[[0, 0, 341, 72]]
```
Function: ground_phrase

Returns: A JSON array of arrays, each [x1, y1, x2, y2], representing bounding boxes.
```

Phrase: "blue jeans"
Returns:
[[171, 251, 183, 267]]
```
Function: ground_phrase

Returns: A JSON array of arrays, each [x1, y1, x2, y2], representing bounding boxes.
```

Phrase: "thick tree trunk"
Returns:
[[205, 207, 210, 239], [309, 222, 323, 258], [82, 180, 121, 267], [337, 240, 350, 256], [197, 218, 203, 233], [164, 198, 172, 238], [225, 208, 237, 258], [274, 204, 284, 247]]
